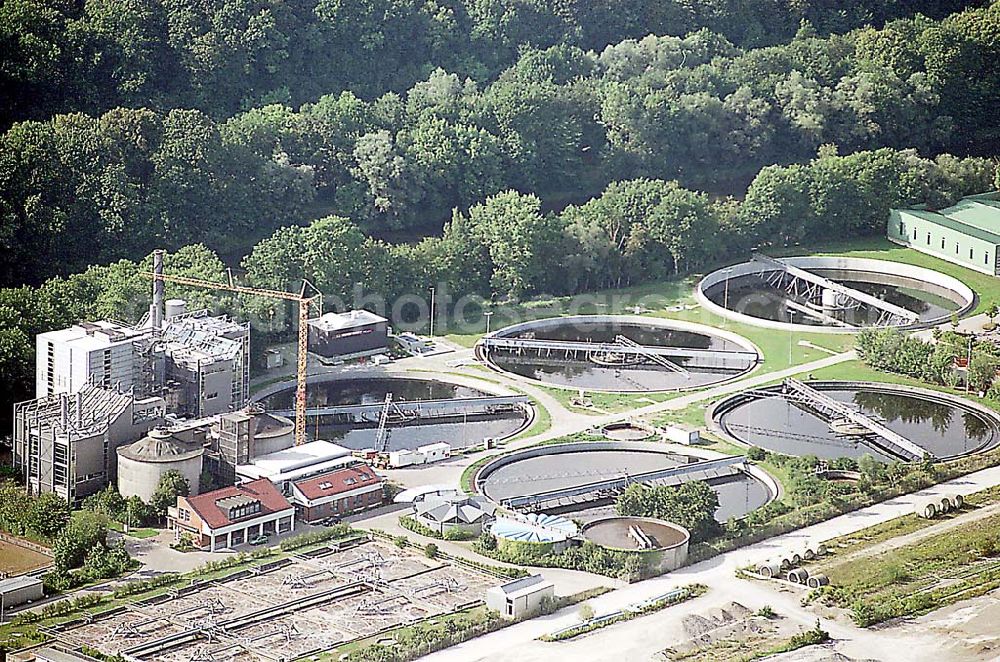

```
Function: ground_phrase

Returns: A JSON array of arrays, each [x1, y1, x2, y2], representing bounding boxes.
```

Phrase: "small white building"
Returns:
[[485, 574, 555, 619], [0, 575, 44, 609], [663, 424, 700, 445], [387, 442, 451, 468]]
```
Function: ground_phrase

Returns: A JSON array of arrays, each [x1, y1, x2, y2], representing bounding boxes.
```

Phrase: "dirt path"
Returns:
[[818, 501, 1000, 570]]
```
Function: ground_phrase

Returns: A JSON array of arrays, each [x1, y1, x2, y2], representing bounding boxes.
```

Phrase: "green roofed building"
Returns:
[[888, 192, 1000, 276]]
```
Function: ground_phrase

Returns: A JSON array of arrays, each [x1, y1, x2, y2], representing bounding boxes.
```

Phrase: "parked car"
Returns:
[[321, 516, 342, 526], [248, 534, 269, 545]]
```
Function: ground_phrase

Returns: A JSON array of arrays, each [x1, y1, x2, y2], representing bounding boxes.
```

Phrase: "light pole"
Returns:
[[429, 287, 436, 338], [484, 310, 494, 336], [722, 267, 733, 311], [788, 309, 794, 365], [966, 335, 973, 394]]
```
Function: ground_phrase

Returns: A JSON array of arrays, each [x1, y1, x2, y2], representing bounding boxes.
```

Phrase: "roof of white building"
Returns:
[[236, 440, 354, 482], [309, 310, 387, 332], [488, 574, 553, 598], [38, 320, 150, 351]]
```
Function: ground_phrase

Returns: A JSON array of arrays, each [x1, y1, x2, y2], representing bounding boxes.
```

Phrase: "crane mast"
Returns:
[[148, 254, 322, 446]]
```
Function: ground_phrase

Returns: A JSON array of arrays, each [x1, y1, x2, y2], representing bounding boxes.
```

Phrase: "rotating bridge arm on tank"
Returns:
[[751, 254, 919, 326], [612, 335, 689, 376], [501, 456, 746, 510], [781, 379, 928, 461], [480, 337, 757, 368], [270, 394, 531, 420]]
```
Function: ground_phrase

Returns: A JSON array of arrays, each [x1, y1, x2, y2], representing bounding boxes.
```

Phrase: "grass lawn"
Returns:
[[108, 521, 160, 539]]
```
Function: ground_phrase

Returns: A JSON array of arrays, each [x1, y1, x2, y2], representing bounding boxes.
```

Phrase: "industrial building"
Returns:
[[289, 464, 385, 522], [485, 574, 555, 619], [888, 192, 1000, 275], [116, 428, 204, 502], [115, 407, 297, 500], [235, 439, 355, 491], [0, 575, 44, 609], [152, 310, 251, 418], [412, 494, 496, 536], [169, 478, 295, 551], [17, 253, 255, 502], [308, 310, 388, 360], [35, 320, 152, 398], [12, 384, 165, 504]]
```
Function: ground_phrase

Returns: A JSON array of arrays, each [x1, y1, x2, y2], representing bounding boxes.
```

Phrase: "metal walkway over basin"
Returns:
[[751, 254, 919, 326], [481, 336, 757, 370], [270, 394, 531, 421], [500, 455, 746, 511], [780, 379, 928, 461]]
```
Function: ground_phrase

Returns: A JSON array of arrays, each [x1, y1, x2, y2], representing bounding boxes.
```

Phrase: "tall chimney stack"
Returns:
[[151, 249, 165, 331]]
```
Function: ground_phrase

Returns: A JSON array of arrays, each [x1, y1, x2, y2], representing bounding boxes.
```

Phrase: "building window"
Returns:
[[926, 233, 931, 245], [941, 237, 946, 249], [913, 228, 917, 240], [956, 243, 960, 254], [970, 248, 975, 259]]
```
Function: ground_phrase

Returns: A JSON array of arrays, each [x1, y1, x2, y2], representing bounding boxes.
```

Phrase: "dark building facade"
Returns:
[[308, 310, 388, 359]]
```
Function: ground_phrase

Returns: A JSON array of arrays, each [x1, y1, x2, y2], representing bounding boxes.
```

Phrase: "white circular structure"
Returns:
[[117, 429, 203, 502], [697, 256, 975, 333]]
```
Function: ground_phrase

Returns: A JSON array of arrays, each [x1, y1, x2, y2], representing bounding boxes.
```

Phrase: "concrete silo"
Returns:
[[117, 428, 204, 502]]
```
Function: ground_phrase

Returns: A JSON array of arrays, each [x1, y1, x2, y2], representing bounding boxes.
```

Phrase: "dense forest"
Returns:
[[1, 0, 1000, 431], [1, 0, 980, 128], [3, 3, 1000, 288]]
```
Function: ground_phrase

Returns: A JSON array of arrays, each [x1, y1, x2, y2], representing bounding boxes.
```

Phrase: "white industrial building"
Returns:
[[235, 440, 356, 493], [153, 310, 250, 418], [35, 320, 152, 398], [485, 575, 555, 619], [17, 250, 254, 501]]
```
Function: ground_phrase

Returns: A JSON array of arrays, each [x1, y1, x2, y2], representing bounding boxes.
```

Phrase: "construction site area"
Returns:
[[45, 538, 497, 661]]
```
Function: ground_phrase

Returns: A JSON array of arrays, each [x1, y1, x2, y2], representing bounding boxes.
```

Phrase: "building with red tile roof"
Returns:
[[168, 478, 295, 551], [290, 465, 385, 523]]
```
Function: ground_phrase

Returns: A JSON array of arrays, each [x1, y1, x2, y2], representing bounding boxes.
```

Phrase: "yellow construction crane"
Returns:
[[148, 256, 322, 446]]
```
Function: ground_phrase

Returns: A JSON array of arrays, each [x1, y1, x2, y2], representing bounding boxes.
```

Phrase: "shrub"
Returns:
[[399, 515, 441, 538], [424, 543, 439, 558]]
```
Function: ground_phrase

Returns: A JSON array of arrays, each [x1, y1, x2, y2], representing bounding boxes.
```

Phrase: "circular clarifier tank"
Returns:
[[478, 315, 760, 392], [712, 381, 1000, 462], [476, 441, 774, 522], [255, 376, 529, 451], [697, 256, 974, 332]]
